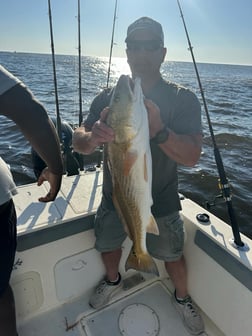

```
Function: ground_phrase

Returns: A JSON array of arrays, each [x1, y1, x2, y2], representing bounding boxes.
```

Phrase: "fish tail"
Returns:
[[125, 248, 159, 276]]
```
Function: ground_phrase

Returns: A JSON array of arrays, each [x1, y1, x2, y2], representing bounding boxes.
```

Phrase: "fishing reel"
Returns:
[[204, 178, 232, 210], [218, 178, 232, 202]]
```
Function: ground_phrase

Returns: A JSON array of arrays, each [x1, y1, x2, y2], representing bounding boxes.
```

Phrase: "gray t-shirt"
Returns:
[[0, 65, 20, 204], [0, 157, 17, 205], [84, 78, 201, 217], [0, 64, 21, 94]]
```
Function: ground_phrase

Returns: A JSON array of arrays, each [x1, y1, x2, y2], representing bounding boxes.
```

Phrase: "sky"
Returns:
[[0, 0, 251, 66]]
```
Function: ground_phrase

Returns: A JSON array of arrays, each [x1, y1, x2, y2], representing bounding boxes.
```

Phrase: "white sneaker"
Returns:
[[89, 274, 123, 309], [171, 292, 205, 335]]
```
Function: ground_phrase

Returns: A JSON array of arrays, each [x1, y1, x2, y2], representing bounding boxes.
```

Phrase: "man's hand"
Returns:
[[144, 98, 165, 138], [72, 107, 114, 154], [37, 167, 62, 202], [91, 107, 114, 145]]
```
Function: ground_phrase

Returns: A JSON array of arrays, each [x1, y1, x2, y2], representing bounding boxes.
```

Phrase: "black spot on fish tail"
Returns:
[[125, 248, 159, 276]]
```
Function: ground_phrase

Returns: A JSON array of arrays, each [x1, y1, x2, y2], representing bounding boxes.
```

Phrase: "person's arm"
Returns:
[[145, 99, 202, 167], [0, 83, 63, 202]]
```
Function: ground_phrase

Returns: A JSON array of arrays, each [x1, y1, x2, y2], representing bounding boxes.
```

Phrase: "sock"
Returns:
[[106, 272, 121, 286], [175, 290, 190, 304]]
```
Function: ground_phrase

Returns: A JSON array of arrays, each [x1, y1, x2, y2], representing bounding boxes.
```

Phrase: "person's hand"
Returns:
[[90, 107, 115, 145], [37, 167, 62, 202], [72, 107, 114, 154], [144, 98, 165, 138]]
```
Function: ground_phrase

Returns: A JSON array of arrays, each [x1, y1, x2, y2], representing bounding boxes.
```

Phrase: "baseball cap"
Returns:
[[125, 17, 164, 44]]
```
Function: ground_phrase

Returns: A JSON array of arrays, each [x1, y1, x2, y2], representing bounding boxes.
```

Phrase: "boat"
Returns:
[[11, 165, 252, 336], [9, 1, 251, 334]]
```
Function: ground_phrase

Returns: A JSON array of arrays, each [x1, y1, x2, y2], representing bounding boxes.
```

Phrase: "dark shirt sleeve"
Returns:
[[147, 79, 202, 136], [84, 88, 112, 131], [172, 87, 202, 135]]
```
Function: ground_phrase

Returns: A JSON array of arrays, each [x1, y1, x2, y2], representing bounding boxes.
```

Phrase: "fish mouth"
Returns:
[[129, 77, 134, 92], [117, 75, 134, 95], [120, 75, 134, 93]]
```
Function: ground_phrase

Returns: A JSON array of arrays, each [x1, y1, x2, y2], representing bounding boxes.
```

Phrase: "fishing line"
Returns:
[[176, 0, 245, 248], [47, 0, 62, 144], [106, 0, 118, 88], [77, 0, 83, 126]]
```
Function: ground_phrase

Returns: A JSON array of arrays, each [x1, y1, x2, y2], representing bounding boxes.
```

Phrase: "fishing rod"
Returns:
[[77, 0, 83, 126], [176, 0, 245, 248], [47, 0, 62, 144], [75, 0, 85, 171], [92, 0, 119, 170], [47, 0, 82, 175], [106, 0, 118, 88]]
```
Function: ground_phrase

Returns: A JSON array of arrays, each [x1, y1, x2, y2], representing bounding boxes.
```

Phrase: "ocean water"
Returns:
[[0, 51, 251, 239]]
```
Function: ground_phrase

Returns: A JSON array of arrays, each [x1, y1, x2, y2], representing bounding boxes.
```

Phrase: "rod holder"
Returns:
[[229, 238, 250, 252]]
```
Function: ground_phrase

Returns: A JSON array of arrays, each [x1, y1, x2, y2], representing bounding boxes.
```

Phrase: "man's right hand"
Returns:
[[72, 107, 114, 154], [90, 107, 114, 145]]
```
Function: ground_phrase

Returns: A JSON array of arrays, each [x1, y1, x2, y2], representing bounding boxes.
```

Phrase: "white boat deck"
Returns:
[[17, 279, 202, 336], [11, 171, 252, 336], [15, 170, 103, 235]]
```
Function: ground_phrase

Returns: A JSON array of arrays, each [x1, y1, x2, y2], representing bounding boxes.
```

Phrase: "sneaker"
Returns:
[[171, 292, 205, 335], [89, 273, 123, 309]]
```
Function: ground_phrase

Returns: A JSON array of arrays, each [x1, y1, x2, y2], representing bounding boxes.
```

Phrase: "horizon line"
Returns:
[[0, 50, 251, 67]]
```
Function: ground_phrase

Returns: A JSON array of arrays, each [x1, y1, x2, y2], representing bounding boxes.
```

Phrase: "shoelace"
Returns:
[[176, 295, 199, 318], [96, 281, 108, 294], [184, 301, 200, 318], [96, 279, 120, 294]]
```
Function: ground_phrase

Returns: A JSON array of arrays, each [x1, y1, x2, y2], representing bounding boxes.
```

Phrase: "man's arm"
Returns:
[[0, 83, 63, 202], [145, 99, 202, 167], [158, 131, 202, 167]]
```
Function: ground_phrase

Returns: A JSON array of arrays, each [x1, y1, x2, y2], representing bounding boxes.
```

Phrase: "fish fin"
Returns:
[[123, 150, 138, 176], [144, 153, 148, 182], [125, 248, 159, 276], [146, 215, 159, 235]]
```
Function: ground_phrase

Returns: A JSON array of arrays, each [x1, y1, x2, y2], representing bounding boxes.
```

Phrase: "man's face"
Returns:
[[126, 30, 166, 78]]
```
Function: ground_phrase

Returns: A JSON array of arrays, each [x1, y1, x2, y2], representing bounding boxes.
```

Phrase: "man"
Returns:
[[0, 64, 63, 336], [73, 17, 204, 335]]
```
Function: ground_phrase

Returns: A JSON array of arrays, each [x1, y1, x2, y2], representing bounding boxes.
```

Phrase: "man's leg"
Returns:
[[147, 213, 204, 335], [0, 285, 17, 336], [165, 255, 188, 298], [89, 249, 123, 309], [102, 248, 122, 281], [166, 256, 204, 335], [89, 206, 126, 309]]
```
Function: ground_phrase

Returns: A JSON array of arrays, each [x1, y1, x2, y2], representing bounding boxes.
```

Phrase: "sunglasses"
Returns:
[[126, 40, 163, 52]]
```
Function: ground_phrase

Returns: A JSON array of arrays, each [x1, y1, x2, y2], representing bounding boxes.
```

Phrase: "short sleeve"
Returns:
[[84, 88, 113, 130], [172, 87, 202, 135], [0, 65, 21, 95]]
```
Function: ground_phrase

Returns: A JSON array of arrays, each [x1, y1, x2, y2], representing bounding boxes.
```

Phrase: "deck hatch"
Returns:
[[80, 281, 192, 335]]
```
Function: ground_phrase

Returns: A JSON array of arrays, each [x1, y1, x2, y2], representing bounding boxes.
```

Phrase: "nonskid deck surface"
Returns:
[[17, 278, 202, 336], [15, 171, 103, 234], [80, 281, 192, 336]]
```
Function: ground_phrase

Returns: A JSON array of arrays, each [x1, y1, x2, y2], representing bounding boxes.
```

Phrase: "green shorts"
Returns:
[[94, 203, 184, 262]]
